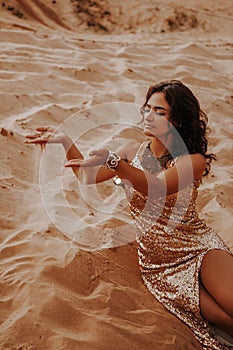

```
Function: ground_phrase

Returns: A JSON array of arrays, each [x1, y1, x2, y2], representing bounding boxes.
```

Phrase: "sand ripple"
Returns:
[[0, 1, 232, 349]]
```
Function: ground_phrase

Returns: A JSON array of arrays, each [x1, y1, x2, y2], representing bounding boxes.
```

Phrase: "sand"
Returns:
[[0, 1, 233, 349]]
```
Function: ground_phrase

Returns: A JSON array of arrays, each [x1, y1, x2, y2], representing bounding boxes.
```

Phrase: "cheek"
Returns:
[[158, 118, 170, 130]]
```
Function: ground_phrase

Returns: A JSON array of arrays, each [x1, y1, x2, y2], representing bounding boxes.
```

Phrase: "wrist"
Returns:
[[104, 151, 121, 172], [61, 134, 73, 147]]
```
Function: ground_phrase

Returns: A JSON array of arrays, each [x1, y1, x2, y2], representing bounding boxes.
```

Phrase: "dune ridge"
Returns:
[[1, 0, 232, 35]]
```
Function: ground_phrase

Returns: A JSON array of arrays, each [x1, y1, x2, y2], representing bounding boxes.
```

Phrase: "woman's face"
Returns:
[[143, 92, 171, 138]]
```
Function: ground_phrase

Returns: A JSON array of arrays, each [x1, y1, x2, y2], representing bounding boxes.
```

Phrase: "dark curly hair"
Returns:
[[141, 80, 216, 176]]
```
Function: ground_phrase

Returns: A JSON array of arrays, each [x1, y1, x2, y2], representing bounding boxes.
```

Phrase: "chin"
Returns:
[[144, 129, 156, 137]]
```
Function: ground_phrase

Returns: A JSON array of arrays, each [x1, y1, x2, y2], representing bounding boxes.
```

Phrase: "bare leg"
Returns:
[[199, 284, 233, 337], [199, 249, 233, 336]]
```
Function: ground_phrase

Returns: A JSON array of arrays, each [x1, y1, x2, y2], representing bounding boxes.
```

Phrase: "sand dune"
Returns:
[[0, 1, 233, 349]]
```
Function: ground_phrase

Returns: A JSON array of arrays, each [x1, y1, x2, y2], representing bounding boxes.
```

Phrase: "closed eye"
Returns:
[[155, 110, 166, 116], [147, 104, 167, 115], [144, 107, 151, 113], [141, 104, 168, 117]]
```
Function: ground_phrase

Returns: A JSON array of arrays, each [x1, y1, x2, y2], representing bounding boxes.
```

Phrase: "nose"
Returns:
[[144, 110, 154, 121]]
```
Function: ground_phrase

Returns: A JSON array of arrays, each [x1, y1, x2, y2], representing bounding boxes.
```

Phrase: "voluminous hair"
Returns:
[[142, 80, 216, 176]]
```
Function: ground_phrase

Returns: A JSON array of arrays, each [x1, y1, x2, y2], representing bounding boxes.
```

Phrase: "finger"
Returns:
[[24, 138, 46, 144], [80, 156, 103, 167], [36, 126, 51, 132], [65, 158, 82, 163], [25, 133, 41, 139], [64, 163, 81, 167], [89, 149, 107, 157], [64, 160, 82, 167], [65, 157, 99, 168], [66, 159, 81, 163], [89, 150, 98, 156]]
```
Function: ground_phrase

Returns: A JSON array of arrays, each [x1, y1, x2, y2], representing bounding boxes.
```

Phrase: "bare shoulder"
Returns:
[[116, 140, 143, 162], [176, 153, 206, 179]]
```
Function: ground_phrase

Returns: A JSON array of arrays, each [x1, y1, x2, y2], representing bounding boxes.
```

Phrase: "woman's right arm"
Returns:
[[25, 126, 84, 178], [24, 126, 128, 184]]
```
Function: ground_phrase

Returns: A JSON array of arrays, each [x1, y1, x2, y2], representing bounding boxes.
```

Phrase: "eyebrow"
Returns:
[[146, 103, 167, 111]]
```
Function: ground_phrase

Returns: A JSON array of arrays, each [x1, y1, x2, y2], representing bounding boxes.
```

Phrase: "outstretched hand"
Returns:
[[24, 126, 66, 145], [65, 148, 109, 168]]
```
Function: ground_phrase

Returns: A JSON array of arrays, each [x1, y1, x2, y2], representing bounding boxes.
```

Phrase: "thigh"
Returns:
[[199, 284, 232, 327], [200, 249, 233, 314]]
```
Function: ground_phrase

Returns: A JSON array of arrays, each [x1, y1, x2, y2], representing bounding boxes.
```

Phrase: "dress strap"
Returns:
[[133, 141, 148, 160], [130, 141, 148, 167]]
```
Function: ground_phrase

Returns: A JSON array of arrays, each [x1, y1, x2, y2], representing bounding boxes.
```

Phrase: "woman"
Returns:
[[25, 80, 233, 349]]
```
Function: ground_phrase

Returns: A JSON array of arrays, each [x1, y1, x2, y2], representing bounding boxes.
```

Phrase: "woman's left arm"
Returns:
[[157, 153, 206, 195], [65, 150, 206, 198], [115, 153, 206, 197]]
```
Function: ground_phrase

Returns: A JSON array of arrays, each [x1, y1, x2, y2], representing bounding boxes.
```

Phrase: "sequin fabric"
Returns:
[[124, 142, 232, 350]]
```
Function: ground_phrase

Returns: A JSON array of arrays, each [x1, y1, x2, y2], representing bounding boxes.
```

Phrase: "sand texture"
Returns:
[[0, 1, 233, 349]]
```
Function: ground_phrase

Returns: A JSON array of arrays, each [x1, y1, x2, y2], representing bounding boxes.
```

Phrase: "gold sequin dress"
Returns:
[[123, 142, 232, 350]]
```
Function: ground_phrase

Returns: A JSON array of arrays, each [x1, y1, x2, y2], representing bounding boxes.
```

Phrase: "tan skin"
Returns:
[[25, 91, 233, 337]]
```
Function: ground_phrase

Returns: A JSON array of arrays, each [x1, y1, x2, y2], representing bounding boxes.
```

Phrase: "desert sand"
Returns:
[[0, 1, 232, 349]]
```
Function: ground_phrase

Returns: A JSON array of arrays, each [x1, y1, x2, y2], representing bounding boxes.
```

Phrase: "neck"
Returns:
[[150, 135, 173, 158]]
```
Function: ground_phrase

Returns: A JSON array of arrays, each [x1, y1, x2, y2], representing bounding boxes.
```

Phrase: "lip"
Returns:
[[144, 123, 154, 129]]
